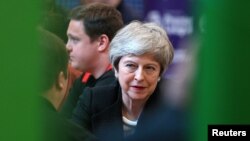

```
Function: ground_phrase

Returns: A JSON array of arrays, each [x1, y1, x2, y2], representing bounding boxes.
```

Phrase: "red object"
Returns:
[[82, 64, 112, 83]]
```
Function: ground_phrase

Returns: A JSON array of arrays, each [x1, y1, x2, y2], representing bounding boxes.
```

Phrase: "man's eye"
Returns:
[[72, 38, 78, 42], [68, 37, 79, 43]]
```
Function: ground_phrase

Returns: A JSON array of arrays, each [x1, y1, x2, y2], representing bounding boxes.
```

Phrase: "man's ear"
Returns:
[[97, 34, 109, 52], [56, 71, 67, 90]]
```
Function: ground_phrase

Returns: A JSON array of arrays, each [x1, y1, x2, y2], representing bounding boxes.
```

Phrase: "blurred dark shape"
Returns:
[[40, 0, 69, 42], [80, 0, 142, 24], [38, 27, 97, 141]]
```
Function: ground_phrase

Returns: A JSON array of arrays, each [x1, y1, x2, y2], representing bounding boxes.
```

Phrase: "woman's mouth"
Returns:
[[131, 86, 146, 90]]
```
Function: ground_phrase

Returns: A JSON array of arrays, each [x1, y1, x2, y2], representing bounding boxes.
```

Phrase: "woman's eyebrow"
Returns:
[[146, 63, 159, 66], [123, 60, 136, 64], [123, 61, 159, 67]]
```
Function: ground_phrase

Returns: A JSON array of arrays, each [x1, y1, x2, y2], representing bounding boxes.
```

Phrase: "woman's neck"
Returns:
[[122, 93, 146, 121]]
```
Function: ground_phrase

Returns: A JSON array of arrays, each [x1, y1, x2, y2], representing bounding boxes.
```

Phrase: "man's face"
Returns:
[[66, 20, 98, 72]]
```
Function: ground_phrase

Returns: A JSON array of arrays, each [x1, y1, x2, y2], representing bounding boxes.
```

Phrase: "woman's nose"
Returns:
[[134, 68, 145, 81]]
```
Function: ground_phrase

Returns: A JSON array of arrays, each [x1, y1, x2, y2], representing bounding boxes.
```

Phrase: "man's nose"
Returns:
[[66, 41, 72, 53]]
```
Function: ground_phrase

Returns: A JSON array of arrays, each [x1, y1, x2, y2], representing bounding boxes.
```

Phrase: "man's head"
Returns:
[[66, 3, 123, 72], [39, 27, 68, 110]]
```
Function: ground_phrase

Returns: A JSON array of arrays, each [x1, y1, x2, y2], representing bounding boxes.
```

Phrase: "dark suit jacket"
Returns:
[[72, 80, 187, 141]]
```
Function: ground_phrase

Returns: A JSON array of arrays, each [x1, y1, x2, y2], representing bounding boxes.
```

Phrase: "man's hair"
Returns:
[[69, 3, 123, 42], [38, 27, 69, 92]]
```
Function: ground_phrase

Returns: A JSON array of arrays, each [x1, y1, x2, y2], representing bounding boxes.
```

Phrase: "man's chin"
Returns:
[[70, 62, 88, 72], [70, 63, 80, 70]]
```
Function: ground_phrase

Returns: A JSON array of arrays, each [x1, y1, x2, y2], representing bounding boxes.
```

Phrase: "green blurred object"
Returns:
[[0, 1, 41, 141], [193, 0, 250, 141]]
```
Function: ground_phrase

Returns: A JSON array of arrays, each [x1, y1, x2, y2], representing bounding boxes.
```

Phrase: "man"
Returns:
[[60, 3, 123, 118], [38, 29, 95, 141], [38, 27, 96, 141]]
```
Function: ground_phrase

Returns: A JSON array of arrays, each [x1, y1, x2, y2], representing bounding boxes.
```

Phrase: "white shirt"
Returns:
[[122, 116, 138, 137]]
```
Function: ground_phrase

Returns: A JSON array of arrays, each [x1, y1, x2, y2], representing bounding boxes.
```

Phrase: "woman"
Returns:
[[71, 21, 177, 141]]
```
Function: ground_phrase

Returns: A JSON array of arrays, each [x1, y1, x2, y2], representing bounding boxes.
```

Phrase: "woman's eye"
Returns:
[[124, 63, 137, 72], [146, 66, 155, 70], [145, 66, 156, 73], [125, 63, 136, 68]]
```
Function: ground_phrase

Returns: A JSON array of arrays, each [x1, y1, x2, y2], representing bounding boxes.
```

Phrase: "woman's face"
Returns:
[[116, 54, 161, 101]]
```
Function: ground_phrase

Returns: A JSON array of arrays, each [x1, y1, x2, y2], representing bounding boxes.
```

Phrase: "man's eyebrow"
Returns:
[[67, 33, 73, 37], [67, 34, 78, 39]]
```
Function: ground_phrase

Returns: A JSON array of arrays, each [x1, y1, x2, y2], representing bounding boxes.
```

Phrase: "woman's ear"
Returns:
[[97, 34, 109, 52], [114, 68, 118, 78], [158, 77, 161, 82]]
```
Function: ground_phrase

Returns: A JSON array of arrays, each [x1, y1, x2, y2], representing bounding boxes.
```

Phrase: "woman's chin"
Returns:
[[128, 93, 148, 101]]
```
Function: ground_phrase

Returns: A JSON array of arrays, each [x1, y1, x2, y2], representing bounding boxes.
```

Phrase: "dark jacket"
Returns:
[[40, 98, 97, 141], [60, 70, 115, 118], [72, 80, 187, 141]]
